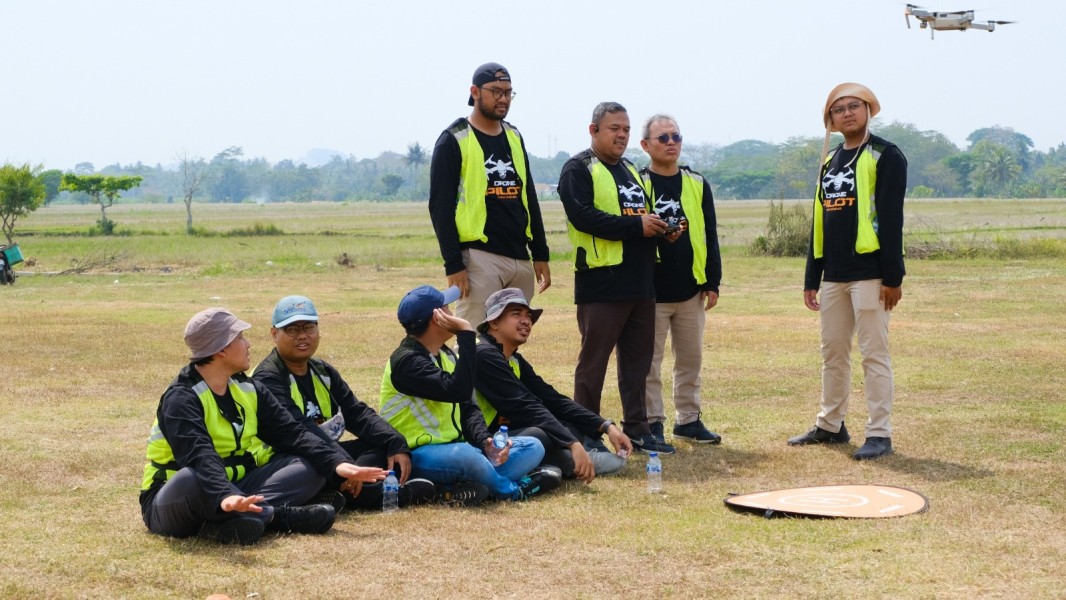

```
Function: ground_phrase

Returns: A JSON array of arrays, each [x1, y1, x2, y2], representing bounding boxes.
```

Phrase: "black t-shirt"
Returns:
[[646, 170, 722, 302], [292, 370, 324, 423]]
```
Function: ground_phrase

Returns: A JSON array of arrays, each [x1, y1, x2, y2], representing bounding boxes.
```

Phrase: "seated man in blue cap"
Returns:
[[474, 288, 633, 483], [254, 295, 436, 511], [379, 284, 561, 505], [140, 307, 388, 545]]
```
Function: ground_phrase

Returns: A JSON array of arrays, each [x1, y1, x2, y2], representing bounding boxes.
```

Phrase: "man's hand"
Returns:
[[804, 289, 820, 311], [570, 442, 595, 484], [702, 290, 719, 311], [447, 270, 470, 299], [641, 214, 668, 237], [220, 494, 265, 514], [432, 308, 473, 334], [606, 424, 632, 457], [336, 462, 387, 497], [482, 437, 510, 466], [387, 453, 413, 485], [881, 285, 902, 311], [534, 261, 552, 293]]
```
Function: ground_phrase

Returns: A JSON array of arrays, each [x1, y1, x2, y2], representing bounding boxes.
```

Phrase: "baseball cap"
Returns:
[[272, 295, 319, 328], [468, 62, 511, 106], [477, 288, 542, 334], [397, 285, 461, 332], [184, 308, 251, 361]]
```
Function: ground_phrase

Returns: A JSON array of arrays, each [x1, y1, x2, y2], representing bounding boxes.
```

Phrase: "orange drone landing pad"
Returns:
[[725, 484, 929, 519]]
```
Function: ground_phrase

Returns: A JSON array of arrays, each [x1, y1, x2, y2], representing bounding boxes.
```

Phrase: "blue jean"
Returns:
[[409, 437, 544, 500]]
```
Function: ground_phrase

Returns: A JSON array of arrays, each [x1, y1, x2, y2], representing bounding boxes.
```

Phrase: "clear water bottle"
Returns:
[[646, 452, 663, 493], [491, 426, 509, 466], [382, 470, 400, 513]]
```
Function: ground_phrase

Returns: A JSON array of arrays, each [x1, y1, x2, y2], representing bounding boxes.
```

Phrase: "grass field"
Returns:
[[2, 200, 1065, 599]]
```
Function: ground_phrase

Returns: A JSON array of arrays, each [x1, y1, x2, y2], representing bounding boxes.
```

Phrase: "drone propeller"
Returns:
[[989, 20, 1015, 25]]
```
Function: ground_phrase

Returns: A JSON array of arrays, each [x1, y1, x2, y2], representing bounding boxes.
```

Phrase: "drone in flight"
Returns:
[[905, 4, 1014, 39]]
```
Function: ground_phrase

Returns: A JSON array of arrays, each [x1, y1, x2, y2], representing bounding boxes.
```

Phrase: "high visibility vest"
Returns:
[[640, 166, 709, 285], [812, 145, 881, 258], [142, 377, 274, 490], [566, 155, 649, 270], [379, 346, 464, 448], [448, 119, 532, 244], [289, 363, 333, 421], [473, 353, 521, 426]]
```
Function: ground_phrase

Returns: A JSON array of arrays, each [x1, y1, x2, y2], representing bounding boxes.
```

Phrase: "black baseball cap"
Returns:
[[468, 62, 511, 106]]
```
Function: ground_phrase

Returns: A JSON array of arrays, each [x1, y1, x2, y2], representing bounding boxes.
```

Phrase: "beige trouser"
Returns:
[[453, 248, 535, 325], [815, 279, 894, 439], [645, 293, 706, 426]]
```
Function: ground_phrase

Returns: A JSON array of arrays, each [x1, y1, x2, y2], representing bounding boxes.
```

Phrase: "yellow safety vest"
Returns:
[[640, 166, 709, 285], [289, 364, 333, 420], [142, 377, 275, 490], [379, 346, 465, 448], [813, 145, 881, 258], [449, 119, 532, 244], [566, 155, 649, 270], [473, 353, 521, 426]]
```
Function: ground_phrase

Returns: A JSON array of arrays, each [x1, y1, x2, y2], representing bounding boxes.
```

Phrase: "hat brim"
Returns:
[[477, 304, 543, 334], [441, 285, 461, 305], [273, 314, 320, 329]]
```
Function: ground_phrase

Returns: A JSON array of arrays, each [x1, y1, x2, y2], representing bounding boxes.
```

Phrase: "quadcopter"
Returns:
[[905, 4, 1014, 39]]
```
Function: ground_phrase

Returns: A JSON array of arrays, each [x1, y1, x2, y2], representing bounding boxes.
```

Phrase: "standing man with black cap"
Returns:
[[787, 82, 907, 460], [428, 62, 551, 324]]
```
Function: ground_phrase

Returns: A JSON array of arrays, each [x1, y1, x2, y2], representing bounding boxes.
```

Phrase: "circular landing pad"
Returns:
[[725, 484, 929, 519]]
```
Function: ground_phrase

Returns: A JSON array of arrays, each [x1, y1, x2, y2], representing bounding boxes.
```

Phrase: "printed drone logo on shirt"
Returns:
[[484, 155, 515, 179], [822, 196, 856, 208]]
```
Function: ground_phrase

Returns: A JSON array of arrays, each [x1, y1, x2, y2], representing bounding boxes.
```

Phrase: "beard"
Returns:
[[476, 96, 508, 121]]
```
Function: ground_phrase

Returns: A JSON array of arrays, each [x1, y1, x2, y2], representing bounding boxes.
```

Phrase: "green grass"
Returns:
[[1, 200, 1064, 598]]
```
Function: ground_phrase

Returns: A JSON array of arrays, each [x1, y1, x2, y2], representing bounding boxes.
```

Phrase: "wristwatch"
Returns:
[[599, 419, 614, 434]]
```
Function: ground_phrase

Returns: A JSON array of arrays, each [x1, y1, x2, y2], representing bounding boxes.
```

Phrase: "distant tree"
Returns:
[[38, 169, 64, 206], [775, 136, 822, 198], [0, 163, 46, 244], [74, 162, 95, 175], [381, 173, 404, 196], [177, 152, 207, 233], [60, 174, 143, 234], [405, 142, 427, 170], [970, 140, 1022, 197]]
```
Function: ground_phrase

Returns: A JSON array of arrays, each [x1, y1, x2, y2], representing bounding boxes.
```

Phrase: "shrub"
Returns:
[[751, 200, 811, 257]]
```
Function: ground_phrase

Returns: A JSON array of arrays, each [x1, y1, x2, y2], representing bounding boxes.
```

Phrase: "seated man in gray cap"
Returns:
[[140, 307, 387, 545], [254, 295, 436, 511], [474, 288, 633, 483], [380, 284, 561, 504]]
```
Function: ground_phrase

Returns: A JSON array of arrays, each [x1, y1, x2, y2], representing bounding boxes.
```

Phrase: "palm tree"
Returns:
[[971, 140, 1021, 197], [405, 142, 428, 197]]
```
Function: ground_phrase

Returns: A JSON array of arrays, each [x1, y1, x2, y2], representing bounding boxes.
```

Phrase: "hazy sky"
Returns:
[[2, 0, 1060, 170]]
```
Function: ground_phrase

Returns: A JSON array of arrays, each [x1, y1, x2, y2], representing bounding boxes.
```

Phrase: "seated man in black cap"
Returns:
[[474, 288, 633, 483], [140, 307, 387, 545], [254, 295, 436, 511]]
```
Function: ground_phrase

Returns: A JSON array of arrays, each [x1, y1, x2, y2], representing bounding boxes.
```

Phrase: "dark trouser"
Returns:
[[337, 439, 394, 510], [509, 425, 580, 479], [574, 299, 656, 438], [143, 453, 325, 538]]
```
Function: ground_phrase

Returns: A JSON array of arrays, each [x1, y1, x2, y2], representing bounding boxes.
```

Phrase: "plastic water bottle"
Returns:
[[490, 426, 509, 466], [646, 452, 663, 493], [382, 470, 400, 513]]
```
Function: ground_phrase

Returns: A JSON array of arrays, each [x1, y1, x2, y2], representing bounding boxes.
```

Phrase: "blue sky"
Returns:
[[1, 0, 1059, 170]]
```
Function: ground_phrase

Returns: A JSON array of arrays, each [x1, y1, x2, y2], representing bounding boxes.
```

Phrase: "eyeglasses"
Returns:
[[650, 133, 683, 144], [481, 86, 517, 101], [829, 101, 865, 117], [280, 322, 318, 337]]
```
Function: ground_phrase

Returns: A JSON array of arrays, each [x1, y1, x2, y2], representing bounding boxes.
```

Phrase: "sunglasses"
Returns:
[[651, 133, 683, 144]]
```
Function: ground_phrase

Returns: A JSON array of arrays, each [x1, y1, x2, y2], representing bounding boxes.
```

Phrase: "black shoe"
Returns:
[[673, 420, 722, 444], [436, 480, 490, 507], [200, 516, 265, 545], [631, 433, 676, 455], [787, 424, 850, 445], [853, 437, 893, 460], [309, 489, 346, 515], [270, 504, 336, 534], [399, 478, 436, 507], [649, 421, 666, 444], [515, 465, 563, 500]]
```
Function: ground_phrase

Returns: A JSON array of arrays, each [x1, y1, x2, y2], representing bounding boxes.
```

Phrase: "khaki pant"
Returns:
[[454, 248, 535, 324], [646, 293, 706, 426], [815, 279, 894, 439]]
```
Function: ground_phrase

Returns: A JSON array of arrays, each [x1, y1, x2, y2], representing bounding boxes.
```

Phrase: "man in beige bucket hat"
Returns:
[[788, 83, 908, 460]]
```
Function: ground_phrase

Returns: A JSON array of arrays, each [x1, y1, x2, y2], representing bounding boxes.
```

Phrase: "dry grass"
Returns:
[[1, 201, 1064, 599]]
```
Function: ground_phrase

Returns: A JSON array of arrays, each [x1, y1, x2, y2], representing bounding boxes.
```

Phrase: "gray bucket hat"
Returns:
[[477, 288, 543, 334]]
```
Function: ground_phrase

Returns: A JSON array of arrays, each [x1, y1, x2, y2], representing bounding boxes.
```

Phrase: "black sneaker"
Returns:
[[631, 433, 676, 455], [399, 478, 437, 507], [515, 465, 563, 501], [853, 437, 893, 460], [200, 516, 265, 545], [649, 421, 666, 444], [309, 489, 347, 515], [673, 420, 722, 444], [436, 480, 490, 507], [270, 504, 336, 534], [787, 424, 850, 446]]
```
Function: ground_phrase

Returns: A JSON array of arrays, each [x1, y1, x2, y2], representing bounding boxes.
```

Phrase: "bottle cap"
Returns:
[[388, 470, 396, 475], [499, 426, 508, 433], [648, 452, 658, 458]]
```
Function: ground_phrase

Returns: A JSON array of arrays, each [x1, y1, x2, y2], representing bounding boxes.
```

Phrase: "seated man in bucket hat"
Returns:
[[474, 288, 633, 483]]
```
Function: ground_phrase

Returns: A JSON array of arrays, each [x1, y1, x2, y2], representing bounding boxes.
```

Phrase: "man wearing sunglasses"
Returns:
[[788, 82, 907, 460], [253, 295, 437, 510], [429, 62, 551, 325], [638, 115, 723, 447]]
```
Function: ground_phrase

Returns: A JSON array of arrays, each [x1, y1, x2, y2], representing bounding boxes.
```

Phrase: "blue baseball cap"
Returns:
[[272, 295, 319, 328], [397, 285, 461, 332]]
